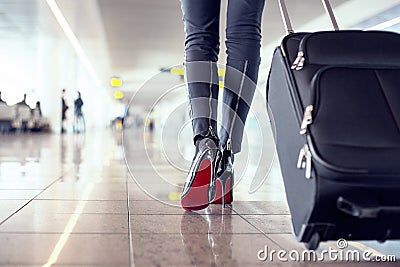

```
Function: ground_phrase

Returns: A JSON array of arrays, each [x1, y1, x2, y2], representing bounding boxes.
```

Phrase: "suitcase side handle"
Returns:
[[337, 197, 400, 219], [278, 0, 340, 34]]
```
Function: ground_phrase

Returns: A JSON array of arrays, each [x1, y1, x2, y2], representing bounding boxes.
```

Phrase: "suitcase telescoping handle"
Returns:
[[278, 0, 339, 34]]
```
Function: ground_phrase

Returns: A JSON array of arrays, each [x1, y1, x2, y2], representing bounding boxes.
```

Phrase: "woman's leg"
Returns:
[[180, 0, 221, 210], [219, 0, 266, 154], [181, 0, 221, 144]]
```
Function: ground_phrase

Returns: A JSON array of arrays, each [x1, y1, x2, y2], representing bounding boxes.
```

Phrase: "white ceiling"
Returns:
[[0, 0, 400, 108], [95, 0, 353, 90]]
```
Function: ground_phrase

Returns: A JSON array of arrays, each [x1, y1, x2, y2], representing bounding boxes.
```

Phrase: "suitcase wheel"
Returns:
[[305, 232, 320, 250]]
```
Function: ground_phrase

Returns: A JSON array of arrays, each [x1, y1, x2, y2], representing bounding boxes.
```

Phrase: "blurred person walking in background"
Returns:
[[73, 91, 85, 133], [61, 89, 69, 133]]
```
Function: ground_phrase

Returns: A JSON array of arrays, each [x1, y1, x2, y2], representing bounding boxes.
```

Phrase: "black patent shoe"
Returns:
[[181, 136, 219, 210]]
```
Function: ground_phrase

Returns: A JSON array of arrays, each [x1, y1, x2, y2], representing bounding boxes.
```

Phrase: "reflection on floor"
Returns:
[[0, 129, 399, 266]]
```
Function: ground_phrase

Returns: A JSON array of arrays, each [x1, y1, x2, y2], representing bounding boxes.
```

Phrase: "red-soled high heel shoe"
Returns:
[[212, 140, 234, 207], [181, 136, 219, 211]]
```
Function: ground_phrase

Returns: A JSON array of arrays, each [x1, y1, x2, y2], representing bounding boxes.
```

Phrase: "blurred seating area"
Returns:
[[0, 100, 50, 134]]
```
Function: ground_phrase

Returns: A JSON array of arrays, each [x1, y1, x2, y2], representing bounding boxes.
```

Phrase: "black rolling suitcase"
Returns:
[[267, 0, 400, 250]]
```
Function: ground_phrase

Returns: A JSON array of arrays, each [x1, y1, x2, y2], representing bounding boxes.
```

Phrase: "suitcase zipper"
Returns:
[[291, 34, 311, 70], [309, 66, 331, 118], [291, 51, 305, 70], [291, 32, 350, 71], [300, 105, 313, 135], [297, 144, 312, 179], [290, 31, 400, 71], [298, 104, 314, 178]]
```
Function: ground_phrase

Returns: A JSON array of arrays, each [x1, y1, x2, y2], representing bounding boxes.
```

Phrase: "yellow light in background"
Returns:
[[113, 90, 124, 100], [168, 192, 181, 200], [110, 77, 123, 87], [170, 67, 184, 76], [115, 119, 123, 131]]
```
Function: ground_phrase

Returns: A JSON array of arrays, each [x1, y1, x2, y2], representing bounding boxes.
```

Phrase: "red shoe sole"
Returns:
[[181, 159, 211, 211], [211, 177, 232, 205]]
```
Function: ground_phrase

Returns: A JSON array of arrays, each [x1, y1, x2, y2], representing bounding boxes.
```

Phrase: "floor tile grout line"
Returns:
[[0, 232, 133, 235], [128, 213, 290, 216], [0, 167, 75, 227], [229, 206, 287, 250], [126, 173, 135, 267], [0, 231, 133, 234], [8, 232, 273, 236]]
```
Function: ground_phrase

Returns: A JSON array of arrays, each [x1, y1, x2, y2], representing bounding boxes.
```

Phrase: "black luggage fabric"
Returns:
[[266, 30, 400, 249]]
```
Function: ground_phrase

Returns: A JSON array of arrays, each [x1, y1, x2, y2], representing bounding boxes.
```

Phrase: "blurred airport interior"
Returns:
[[1, 0, 400, 266], [0, 0, 399, 136]]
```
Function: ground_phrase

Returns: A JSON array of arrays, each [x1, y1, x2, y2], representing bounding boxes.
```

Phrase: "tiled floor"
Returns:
[[0, 129, 399, 266]]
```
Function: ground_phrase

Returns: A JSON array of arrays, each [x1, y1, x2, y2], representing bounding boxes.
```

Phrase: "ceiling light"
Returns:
[[45, 0, 101, 86], [366, 16, 400, 30]]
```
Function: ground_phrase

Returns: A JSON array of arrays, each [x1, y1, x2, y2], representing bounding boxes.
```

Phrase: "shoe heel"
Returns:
[[213, 173, 232, 206], [220, 176, 229, 208]]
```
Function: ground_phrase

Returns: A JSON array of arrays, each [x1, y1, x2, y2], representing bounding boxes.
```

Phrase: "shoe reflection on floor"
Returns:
[[180, 206, 238, 267]]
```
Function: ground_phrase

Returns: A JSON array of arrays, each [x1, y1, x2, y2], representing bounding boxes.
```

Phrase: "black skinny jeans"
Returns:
[[181, 0, 265, 154]]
